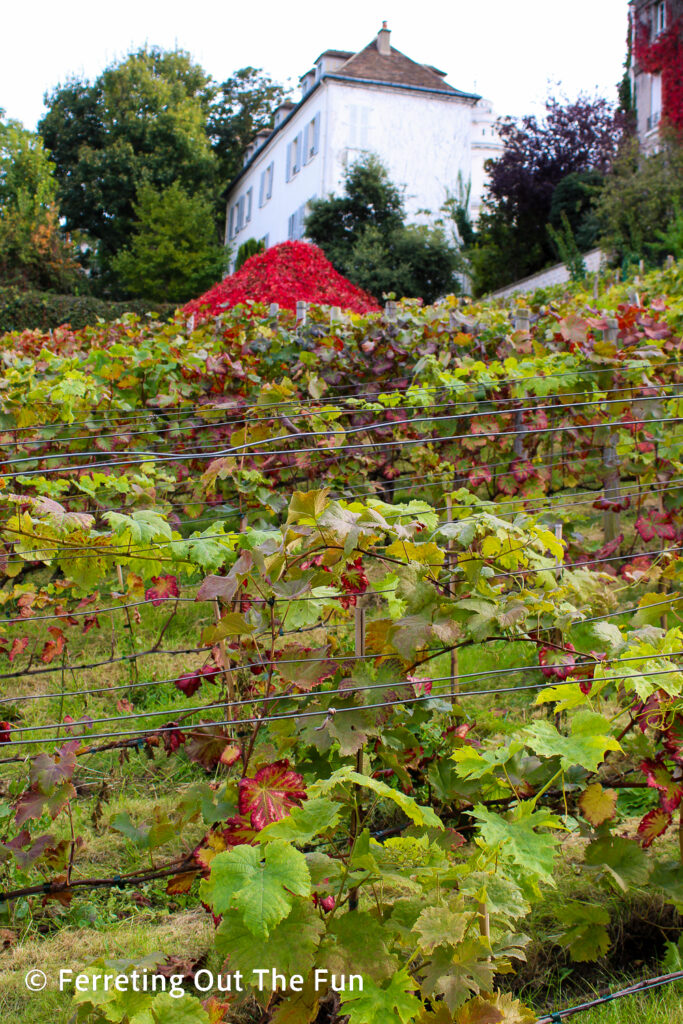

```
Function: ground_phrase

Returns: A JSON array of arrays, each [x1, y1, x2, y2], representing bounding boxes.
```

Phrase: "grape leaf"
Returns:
[[200, 840, 310, 938], [238, 760, 307, 829], [341, 969, 421, 1024], [578, 784, 617, 826], [319, 911, 398, 983], [310, 767, 442, 828], [555, 901, 610, 962], [145, 574, 179, 606], [415, 905, 468, 952], [259, 798, 342, 844], [523, 710, 621, 772], [215, 897, 323, 983], [471, 804, 563, 884], [583, 836, 650, 888]]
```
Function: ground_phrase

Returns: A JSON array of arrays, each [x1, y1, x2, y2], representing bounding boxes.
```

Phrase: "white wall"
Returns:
[[322, 80, 474, 223], [225, 77, 487, 264], [225, 86, 329, 266]]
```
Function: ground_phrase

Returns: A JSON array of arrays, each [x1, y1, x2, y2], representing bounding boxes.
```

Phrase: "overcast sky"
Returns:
[[4, 0, 628, 130]]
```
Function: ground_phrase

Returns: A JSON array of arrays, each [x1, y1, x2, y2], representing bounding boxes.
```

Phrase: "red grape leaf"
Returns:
[[637, 806, 672, 848], [640, 759, 683, 812], [145, 575, 179, 606], [238, 759, 306, 829], [8, 638, 28, 663]]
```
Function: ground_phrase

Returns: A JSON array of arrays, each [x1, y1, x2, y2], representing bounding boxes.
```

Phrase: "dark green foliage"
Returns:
[[111, 182, 228, 303], [306, 154, 459, 302], [596, 134, 683, 268], [0, 286, 175, 332], [549, 170, 604, 252], [207, 68, 288, 199], [0, 111, 84, 292], [235, 237, 266, 271], [470, 97, 626, 294], [38, 48, 218, 290], [38, 52, 286, 296]]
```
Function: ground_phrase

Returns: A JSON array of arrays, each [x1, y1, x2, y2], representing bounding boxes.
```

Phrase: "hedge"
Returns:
[[0, 287, 177, 333]]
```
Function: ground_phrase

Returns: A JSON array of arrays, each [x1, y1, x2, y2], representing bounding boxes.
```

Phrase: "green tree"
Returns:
[[207, 67, 288, 198], [111, 182, 228, 303], [235, 237, 265, 271], [306, 155, 458, 302], [0, 111, 82, 291], [596, 132, 683, 269], [38, 48, 217, 290]]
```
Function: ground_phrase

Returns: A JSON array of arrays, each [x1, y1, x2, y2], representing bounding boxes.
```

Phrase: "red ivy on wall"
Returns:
[[184, 241, 380, 318], [634, 1, 683, 132]]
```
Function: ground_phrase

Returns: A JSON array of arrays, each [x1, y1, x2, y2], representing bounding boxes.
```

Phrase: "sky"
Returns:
[[3, 0, 629, 130]]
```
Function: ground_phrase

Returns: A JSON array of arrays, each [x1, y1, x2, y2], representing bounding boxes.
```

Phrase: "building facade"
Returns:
[[629, 0, 683, 152], [224, 25, 502, 264]]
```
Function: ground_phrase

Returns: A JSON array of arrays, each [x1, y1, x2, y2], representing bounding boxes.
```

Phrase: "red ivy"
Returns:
[[634, 5, 683, 132], [184, 241, 380, 318]]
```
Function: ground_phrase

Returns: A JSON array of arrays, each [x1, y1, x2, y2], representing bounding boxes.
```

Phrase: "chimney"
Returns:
[[377, 21, 391, 56]]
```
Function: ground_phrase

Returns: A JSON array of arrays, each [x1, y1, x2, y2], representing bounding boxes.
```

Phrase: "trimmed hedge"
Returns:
[[0, 287, 177, 332]]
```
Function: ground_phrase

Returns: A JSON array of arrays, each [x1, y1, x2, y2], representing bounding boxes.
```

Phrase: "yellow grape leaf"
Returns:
[[579, 783, 617, 826]]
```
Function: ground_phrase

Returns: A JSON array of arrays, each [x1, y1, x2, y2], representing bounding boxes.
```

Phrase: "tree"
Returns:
[[471, 96, 628, 293], [0, 111, 82, 291], [207, 68, 288, 199], [111, 182, 228, 303], [596, 131, 683, 267], [39, 47, 218, 290], [306, 155, 459, 303], [234, 237, 265, 271]]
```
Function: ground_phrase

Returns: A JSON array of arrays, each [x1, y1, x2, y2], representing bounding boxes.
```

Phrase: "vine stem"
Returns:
[[348, 597, 366, 912]]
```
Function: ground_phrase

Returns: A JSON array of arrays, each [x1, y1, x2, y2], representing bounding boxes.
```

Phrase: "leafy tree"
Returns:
[[207, 68, 289, 198], [0, 111, 82, 291], [596, 132, 683, 268], [306, 154, 458, 302], [235, 236, 266, 271], [38, 48, 218, 290], [111, 182, 228, 303], [471, 96, 627, 293]]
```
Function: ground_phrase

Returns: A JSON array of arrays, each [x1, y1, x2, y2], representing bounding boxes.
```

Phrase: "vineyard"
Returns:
[[1, 258, 683, 1023]]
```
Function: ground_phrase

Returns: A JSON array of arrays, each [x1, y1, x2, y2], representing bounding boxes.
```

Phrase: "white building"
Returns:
[[224, 24, 502, 263]]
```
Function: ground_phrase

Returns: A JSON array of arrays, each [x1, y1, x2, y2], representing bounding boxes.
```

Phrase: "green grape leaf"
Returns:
[[320, 911, 398, 982], [341, 969, 421, 1024], [522, 710, 621, 771], [215, 898, 324, 987], [583, 836, 650, 888], [200, 841, 310, 938], [259, 798, 342, 844], [472, 804, 564, 884], [554, 902, 610, 962], [310, 768, 442, 829]]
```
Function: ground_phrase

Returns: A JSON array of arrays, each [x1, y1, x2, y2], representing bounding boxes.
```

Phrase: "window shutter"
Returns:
[[267, 163, 274, 198], [313, 114, 320, 156], [228, 206, 235, 240], [303, 124, 310, 164], [246, 188, 252, 223], [294, 133, 303, 173], [286, 143, 292, 181], [259, 171, 265, 207]]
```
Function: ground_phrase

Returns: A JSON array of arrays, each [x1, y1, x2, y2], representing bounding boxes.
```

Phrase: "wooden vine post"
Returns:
[[445, 494, 459, 697], [602, 318, 621, 544], [213, 599, 236, 726]]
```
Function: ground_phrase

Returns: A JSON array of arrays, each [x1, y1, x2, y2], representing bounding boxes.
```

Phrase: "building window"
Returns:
[[287, 197, 316, 241], [259, 162, 274, 207], [348, 105, 370, 148], [304, 113, 320, 164], [652, 1, 666, 38], [286, 134, 303, 181]]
